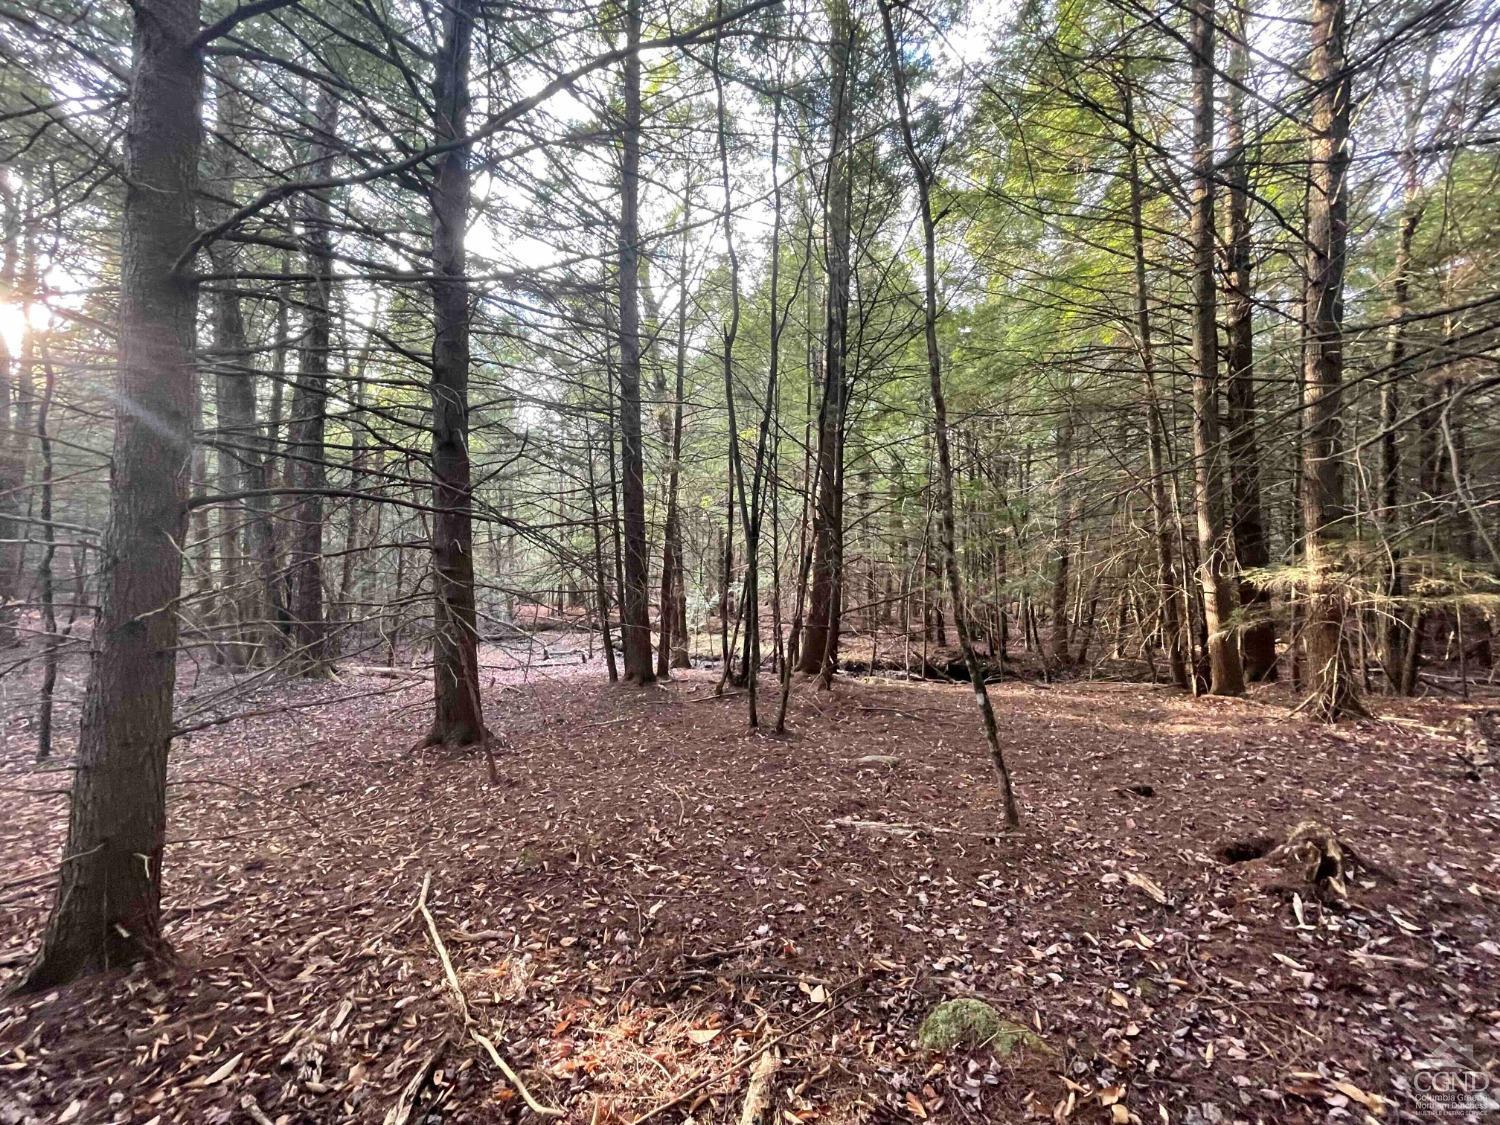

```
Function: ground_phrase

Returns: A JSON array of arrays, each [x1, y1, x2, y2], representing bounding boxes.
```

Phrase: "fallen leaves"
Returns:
[[1, 658, 1494, 1124], [1285, 1070, 1387, 1117]]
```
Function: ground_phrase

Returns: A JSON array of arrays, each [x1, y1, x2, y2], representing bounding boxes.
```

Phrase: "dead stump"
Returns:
[[1228, 821, 1378, 900]]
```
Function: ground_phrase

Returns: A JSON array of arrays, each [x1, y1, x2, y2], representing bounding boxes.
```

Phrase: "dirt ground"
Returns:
[[1, 643, 1498, 1124]]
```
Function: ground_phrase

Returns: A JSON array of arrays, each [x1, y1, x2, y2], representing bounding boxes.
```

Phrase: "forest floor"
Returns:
[[2, 640, 1499, 1124]]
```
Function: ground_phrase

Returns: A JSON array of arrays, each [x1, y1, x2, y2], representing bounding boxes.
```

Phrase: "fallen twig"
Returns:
[[414, 873, 563, 1119]]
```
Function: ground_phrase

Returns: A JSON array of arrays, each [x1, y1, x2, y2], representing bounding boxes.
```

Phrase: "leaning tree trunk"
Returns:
[[1188, 0, 1245, 696], [286, 87, 339, 676], [616, 0, 655, 684], [1222, 4, 1276, 682], [710, 22, 757, 716], [740, 82, 787, 719], [798, 0, 854, 680], [20, 0, 202, 990], [424, 0, 485, 746], [878, 0, 1020, 828], [1300, 0, 1364, 720]]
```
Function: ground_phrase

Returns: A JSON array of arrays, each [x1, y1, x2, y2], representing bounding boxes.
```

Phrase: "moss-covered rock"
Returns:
[[915, 999, 1049, 1055]]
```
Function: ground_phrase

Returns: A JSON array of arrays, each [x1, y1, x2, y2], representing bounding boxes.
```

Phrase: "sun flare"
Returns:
[[0, 300, 50, 355], [0, 302, 24, 355]]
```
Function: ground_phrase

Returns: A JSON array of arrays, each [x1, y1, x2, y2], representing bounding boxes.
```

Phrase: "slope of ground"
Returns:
[[1, 649, 1497, 1124]]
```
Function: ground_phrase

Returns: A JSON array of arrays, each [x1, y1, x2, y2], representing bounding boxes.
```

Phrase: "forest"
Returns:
[[0, 0, 1497, 1119]]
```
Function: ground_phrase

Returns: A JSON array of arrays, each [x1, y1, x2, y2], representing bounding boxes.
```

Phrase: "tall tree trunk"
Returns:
[[189, 383, 213, 628], [207, 66, 264, 668], [605, 346, 628, 653], [20, 0, 202, 989], [616, 0, 655, 683], [1049, 405, 1072, 668], [259, 272, 290, 657], [425, 0, 485, 745], [336, 331, 377, 627], [1188, 0, 1245, 696], [1300, 0, 1363, 720], [1121, 82, 1190, 689], [992, 451, 1011, 664], [798, 0, 854, 680], [711, 22, 757, 715], [744, 83, 788, 712], [1222, 5, 1275, 682], [775, 234, 822, 731], [286, 87, 339, 676], [6, 198, 38, 635], [657, 180, 691, 675], [717, 517, 732, 673], [879, 0, 1019, 828], [35, 344, 58, 759], [1381, 81, 1427, 693], [0, 173, 23, 649], [587, 421, 619, 683]]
